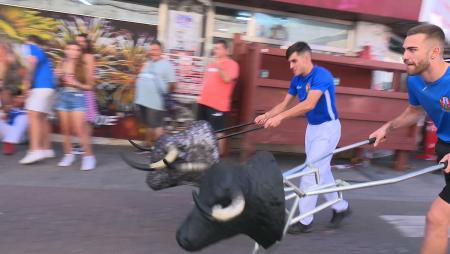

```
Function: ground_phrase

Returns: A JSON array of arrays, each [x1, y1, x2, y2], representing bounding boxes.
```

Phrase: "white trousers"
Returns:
[[299, 119, 348, 225], [0, 114, 28, 143]]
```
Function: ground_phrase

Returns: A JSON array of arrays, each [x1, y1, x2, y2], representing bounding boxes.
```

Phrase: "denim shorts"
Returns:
[[56, 90, 86, 112]]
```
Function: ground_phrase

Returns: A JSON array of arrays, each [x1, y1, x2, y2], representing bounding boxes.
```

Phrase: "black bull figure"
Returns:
[[121, 121, 220, 190], [177, 151, 285, 251], [122, 121, 285, 250]]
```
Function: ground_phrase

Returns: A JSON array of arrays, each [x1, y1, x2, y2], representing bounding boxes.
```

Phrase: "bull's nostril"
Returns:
[[176, 232, 199, 252], [176, 231, 189, 248]]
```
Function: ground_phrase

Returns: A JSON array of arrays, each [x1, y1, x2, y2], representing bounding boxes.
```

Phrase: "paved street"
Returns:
[[0, 143, 448, 254]]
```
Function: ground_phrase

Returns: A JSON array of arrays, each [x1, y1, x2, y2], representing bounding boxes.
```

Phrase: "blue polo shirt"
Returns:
[[408, 66, 450, 142], [23, 43, 55, 89], [288, 65, 338, 125]]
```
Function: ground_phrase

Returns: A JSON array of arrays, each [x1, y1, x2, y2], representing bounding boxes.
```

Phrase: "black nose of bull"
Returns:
[[176, 228, 198, 252]]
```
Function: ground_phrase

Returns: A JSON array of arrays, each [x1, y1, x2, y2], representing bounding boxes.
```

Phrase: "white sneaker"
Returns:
[[19, 150, 46, 164], [81, 155, 96, 171], [43, 149, 56, 158], [58, 154, 75, 167]]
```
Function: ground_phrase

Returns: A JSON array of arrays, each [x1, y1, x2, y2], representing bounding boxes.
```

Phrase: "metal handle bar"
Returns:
[[128, 139, 153, 151], [303, 162, 446, 197], [218, 126, 264, 140], [314, 137, 376, 165], [283, 137, 376, 176], [214, 122, 256, 133], [129, 121, 263, 150]]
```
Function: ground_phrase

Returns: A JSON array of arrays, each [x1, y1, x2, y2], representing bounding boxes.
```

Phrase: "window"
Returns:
[[213, 6, 249, 37], [254, 12, 352, 49], [211, 5, 354, 54]]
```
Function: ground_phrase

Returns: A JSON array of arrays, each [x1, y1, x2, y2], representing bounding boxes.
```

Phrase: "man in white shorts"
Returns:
[[19, 35, 56, 164]]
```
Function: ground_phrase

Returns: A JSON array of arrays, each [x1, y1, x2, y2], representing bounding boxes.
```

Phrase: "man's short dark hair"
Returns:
[[150, 39, 162, 48], [215, 40, 228, 49], [27, 35, 45, 46], [286, 41, 311, 59], [407, 24, 446, 46]]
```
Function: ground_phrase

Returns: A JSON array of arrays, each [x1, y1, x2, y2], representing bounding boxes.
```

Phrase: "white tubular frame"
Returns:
[[251, 139, 446, 254]]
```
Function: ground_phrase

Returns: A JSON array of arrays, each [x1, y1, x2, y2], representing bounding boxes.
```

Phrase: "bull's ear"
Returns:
[[192, 191, 213, 219], [211, 193, 245, 222]]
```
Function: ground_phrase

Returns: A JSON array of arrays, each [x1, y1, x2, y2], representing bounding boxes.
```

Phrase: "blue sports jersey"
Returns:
[[408, 66, 450, 142], [288, 65, 338, 125], [24, 44, 55, 89]]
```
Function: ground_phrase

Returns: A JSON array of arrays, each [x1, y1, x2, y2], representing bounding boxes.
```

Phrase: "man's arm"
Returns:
[[168, 82, 176, 93], [369, 105, 425, 146], [255, 93, 295, 125], [217, 61, 238, 84], [218, 68, 233, 83], [263, 90, 322, 128], [23, 55, 37, 93], [166, 61, 177, 93]]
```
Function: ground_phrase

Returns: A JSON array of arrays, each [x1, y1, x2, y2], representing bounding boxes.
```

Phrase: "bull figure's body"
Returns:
[[122, 121, 220, 190], [177, 151, 285, 251]]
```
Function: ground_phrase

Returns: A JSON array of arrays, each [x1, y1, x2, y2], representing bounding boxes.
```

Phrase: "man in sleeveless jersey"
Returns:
[[255, 41, 350, 234], [370, 24, 450, 254]]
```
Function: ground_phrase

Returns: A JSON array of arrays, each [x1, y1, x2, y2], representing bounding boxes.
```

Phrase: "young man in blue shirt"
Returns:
[[255, 41, 350, 233], [370, 24, 450, 254]]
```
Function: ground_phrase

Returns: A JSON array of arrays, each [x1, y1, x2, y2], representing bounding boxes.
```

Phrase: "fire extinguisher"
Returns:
[[417, 120, 438, 160]]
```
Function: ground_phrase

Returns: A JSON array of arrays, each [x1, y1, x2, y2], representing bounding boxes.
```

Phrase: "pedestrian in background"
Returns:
[[0, 88, 28, 155], [54, 41, 96, 170], [197, 40, 239, 155], [19, 35, 56, 164], [71, 33, 98, 155], [134, 40, 176, 146]]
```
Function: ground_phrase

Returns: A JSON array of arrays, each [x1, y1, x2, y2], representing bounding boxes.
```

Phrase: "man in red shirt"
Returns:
[[197, 40, 239, 155]]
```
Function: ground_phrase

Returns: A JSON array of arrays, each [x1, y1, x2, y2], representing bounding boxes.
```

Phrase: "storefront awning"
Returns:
[[270, 0, 422, 21]]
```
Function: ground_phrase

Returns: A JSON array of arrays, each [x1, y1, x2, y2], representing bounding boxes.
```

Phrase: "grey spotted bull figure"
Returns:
[[122, 121, 220, 190], [176, 151, 285, 251]]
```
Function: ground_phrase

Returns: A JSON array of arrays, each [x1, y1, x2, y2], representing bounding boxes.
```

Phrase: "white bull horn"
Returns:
[[149, 146, 178, 169], [211, 193, 245, 222]]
